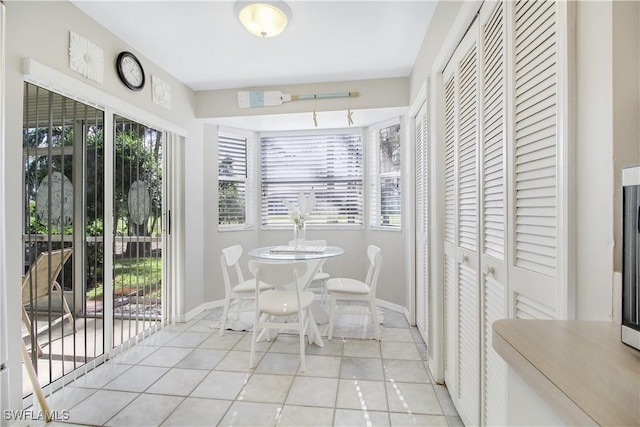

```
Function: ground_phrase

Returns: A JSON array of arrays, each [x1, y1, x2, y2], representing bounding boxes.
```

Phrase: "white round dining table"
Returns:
[[247, 245, 345, 347]]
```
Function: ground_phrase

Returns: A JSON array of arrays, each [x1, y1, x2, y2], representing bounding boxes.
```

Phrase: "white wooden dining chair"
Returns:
[[288, 239, 330, 302], [326, 244, 382, 340], [219, 245, 272, 336], [248, 260, 314, 372]]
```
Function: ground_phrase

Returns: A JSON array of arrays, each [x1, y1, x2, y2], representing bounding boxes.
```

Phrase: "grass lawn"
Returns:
[[87, 256, 162, 299]]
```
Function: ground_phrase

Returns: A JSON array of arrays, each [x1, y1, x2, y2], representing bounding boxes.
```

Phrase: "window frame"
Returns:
[[217, 127, 255, 231], [368, 118, 402, 231], [259, 128, 365, 230]]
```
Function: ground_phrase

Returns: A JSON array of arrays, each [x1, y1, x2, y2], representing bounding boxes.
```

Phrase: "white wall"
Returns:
[[575, 1, 616, 320], [200, 121, 407, 308], [574, 0, 640, 320], [3, 0, 200, 409]]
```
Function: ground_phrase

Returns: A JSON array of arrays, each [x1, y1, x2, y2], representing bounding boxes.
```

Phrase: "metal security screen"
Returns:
[[22, 82, 105, 396], [112, 115, 164, 346]]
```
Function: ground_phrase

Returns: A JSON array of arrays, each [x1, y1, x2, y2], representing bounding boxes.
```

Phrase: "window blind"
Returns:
[[261, 133, 363, 227], [380, 123, 401, 227], [218, 133, 247, 225]]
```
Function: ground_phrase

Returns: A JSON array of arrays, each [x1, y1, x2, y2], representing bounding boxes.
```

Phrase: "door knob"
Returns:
[[483, 264, 494, 275]]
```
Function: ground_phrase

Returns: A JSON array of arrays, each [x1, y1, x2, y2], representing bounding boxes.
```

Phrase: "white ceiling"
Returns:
[[71, 0, 438, 130]]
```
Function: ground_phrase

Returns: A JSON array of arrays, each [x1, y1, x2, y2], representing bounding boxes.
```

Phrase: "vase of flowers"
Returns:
[[283, 190, 315, 249], [293, 216, 306, 248]]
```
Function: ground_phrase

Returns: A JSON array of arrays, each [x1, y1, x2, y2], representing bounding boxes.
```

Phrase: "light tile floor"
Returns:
[[27, 307, 462, 427]]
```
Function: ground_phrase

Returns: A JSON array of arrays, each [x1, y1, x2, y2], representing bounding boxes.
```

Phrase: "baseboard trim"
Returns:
[[175, 298, 409, 324]]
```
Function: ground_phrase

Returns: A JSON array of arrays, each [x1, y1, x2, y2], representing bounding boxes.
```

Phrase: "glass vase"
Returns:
[[293, 220, 306, 248]]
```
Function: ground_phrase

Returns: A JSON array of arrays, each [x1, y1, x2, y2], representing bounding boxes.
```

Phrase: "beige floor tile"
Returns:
[[285, 377, 339, 407], [161, 397, 232, 426], [383, 359, 431, 383], [104, 393, 183, 426], [146, 368, 209, 396], [389, 412, 449, 426], [103, 365, 168, 392], [237, 373, 294, 404], [190, 370, 249, 400], [380, 341, 422, 360], [277, 405, 335, 426], [333, 408, 391, 427], [340, 357, 384, 381], [336, 379, 388, 412], [218, 401, 283, 426], [386, 382, 441, 415]]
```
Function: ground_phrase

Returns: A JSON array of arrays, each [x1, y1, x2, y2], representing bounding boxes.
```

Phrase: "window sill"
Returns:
[[218, 225, 254, 232], [368, 226, 402, 232]]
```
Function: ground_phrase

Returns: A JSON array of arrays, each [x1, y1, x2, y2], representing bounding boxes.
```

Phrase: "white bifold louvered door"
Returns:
[[508, 0, 562, 320], [479, 2, 508, 425], [415, 102, 429, 338], [442, 24, 481, 427], [438, 1, 566, 424]]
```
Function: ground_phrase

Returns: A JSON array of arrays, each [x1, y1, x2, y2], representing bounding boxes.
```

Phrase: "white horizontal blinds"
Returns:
[[379, 123, 401, 227], [482, 0, 507, 261], [444, 75, 456, 244], [514, 0, 557, 277], [457, 45, 479, 252], [218, 133, 247, 225], [261, 133, 363, 227]]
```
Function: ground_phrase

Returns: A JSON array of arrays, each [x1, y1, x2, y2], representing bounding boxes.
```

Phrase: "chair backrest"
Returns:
[[22, 248, 73, 305], [248, 260, 308, 290], [220, 245, 245, 292], [364, 245, 382, 294]]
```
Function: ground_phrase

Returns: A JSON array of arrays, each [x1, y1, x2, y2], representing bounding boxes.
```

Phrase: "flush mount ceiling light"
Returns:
[[235, 1, 292, 38]]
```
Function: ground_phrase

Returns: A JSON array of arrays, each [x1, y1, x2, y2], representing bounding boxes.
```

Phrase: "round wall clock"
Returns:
[[116, 51, 145, 91]]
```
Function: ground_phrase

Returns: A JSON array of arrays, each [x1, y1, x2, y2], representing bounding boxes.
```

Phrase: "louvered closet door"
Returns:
[[443, 24, 481, 427], [479, 2, 508, 425], [443, 55, 459, 404], [415, 102, 429, 338], [508, 0, 560, 320]]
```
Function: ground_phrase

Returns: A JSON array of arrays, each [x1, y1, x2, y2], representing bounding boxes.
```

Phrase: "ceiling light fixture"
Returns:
[[235, 1, 292, 38]]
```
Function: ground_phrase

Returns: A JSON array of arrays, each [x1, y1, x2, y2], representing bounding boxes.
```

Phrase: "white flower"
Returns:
[[283, 190, 315, 224]]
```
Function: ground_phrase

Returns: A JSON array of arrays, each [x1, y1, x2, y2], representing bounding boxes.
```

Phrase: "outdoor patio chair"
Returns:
[[21, 248, 75, 356]]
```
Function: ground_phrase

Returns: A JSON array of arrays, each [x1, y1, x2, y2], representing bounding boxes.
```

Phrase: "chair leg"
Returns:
[[298, 310, 306, 372], [22, 306, 43, 357], [219, 296, 230, 336], [328, 294, 337, 340], [53, 282, 76, 332], [249, 309, 261, 369], [321, 281, 327, 304], [370, 298, 381, 341]]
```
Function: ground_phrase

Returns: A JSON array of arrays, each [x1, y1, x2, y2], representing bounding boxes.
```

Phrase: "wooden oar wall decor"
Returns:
[[237, 90, 359, 127]]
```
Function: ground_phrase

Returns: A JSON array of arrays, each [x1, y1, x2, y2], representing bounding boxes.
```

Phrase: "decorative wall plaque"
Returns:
[[69, 31, 104, 84], [152, 75, 171, 109]]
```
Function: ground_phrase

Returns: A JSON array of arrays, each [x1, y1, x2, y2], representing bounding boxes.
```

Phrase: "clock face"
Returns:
[[116, 51, 145, 91]]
